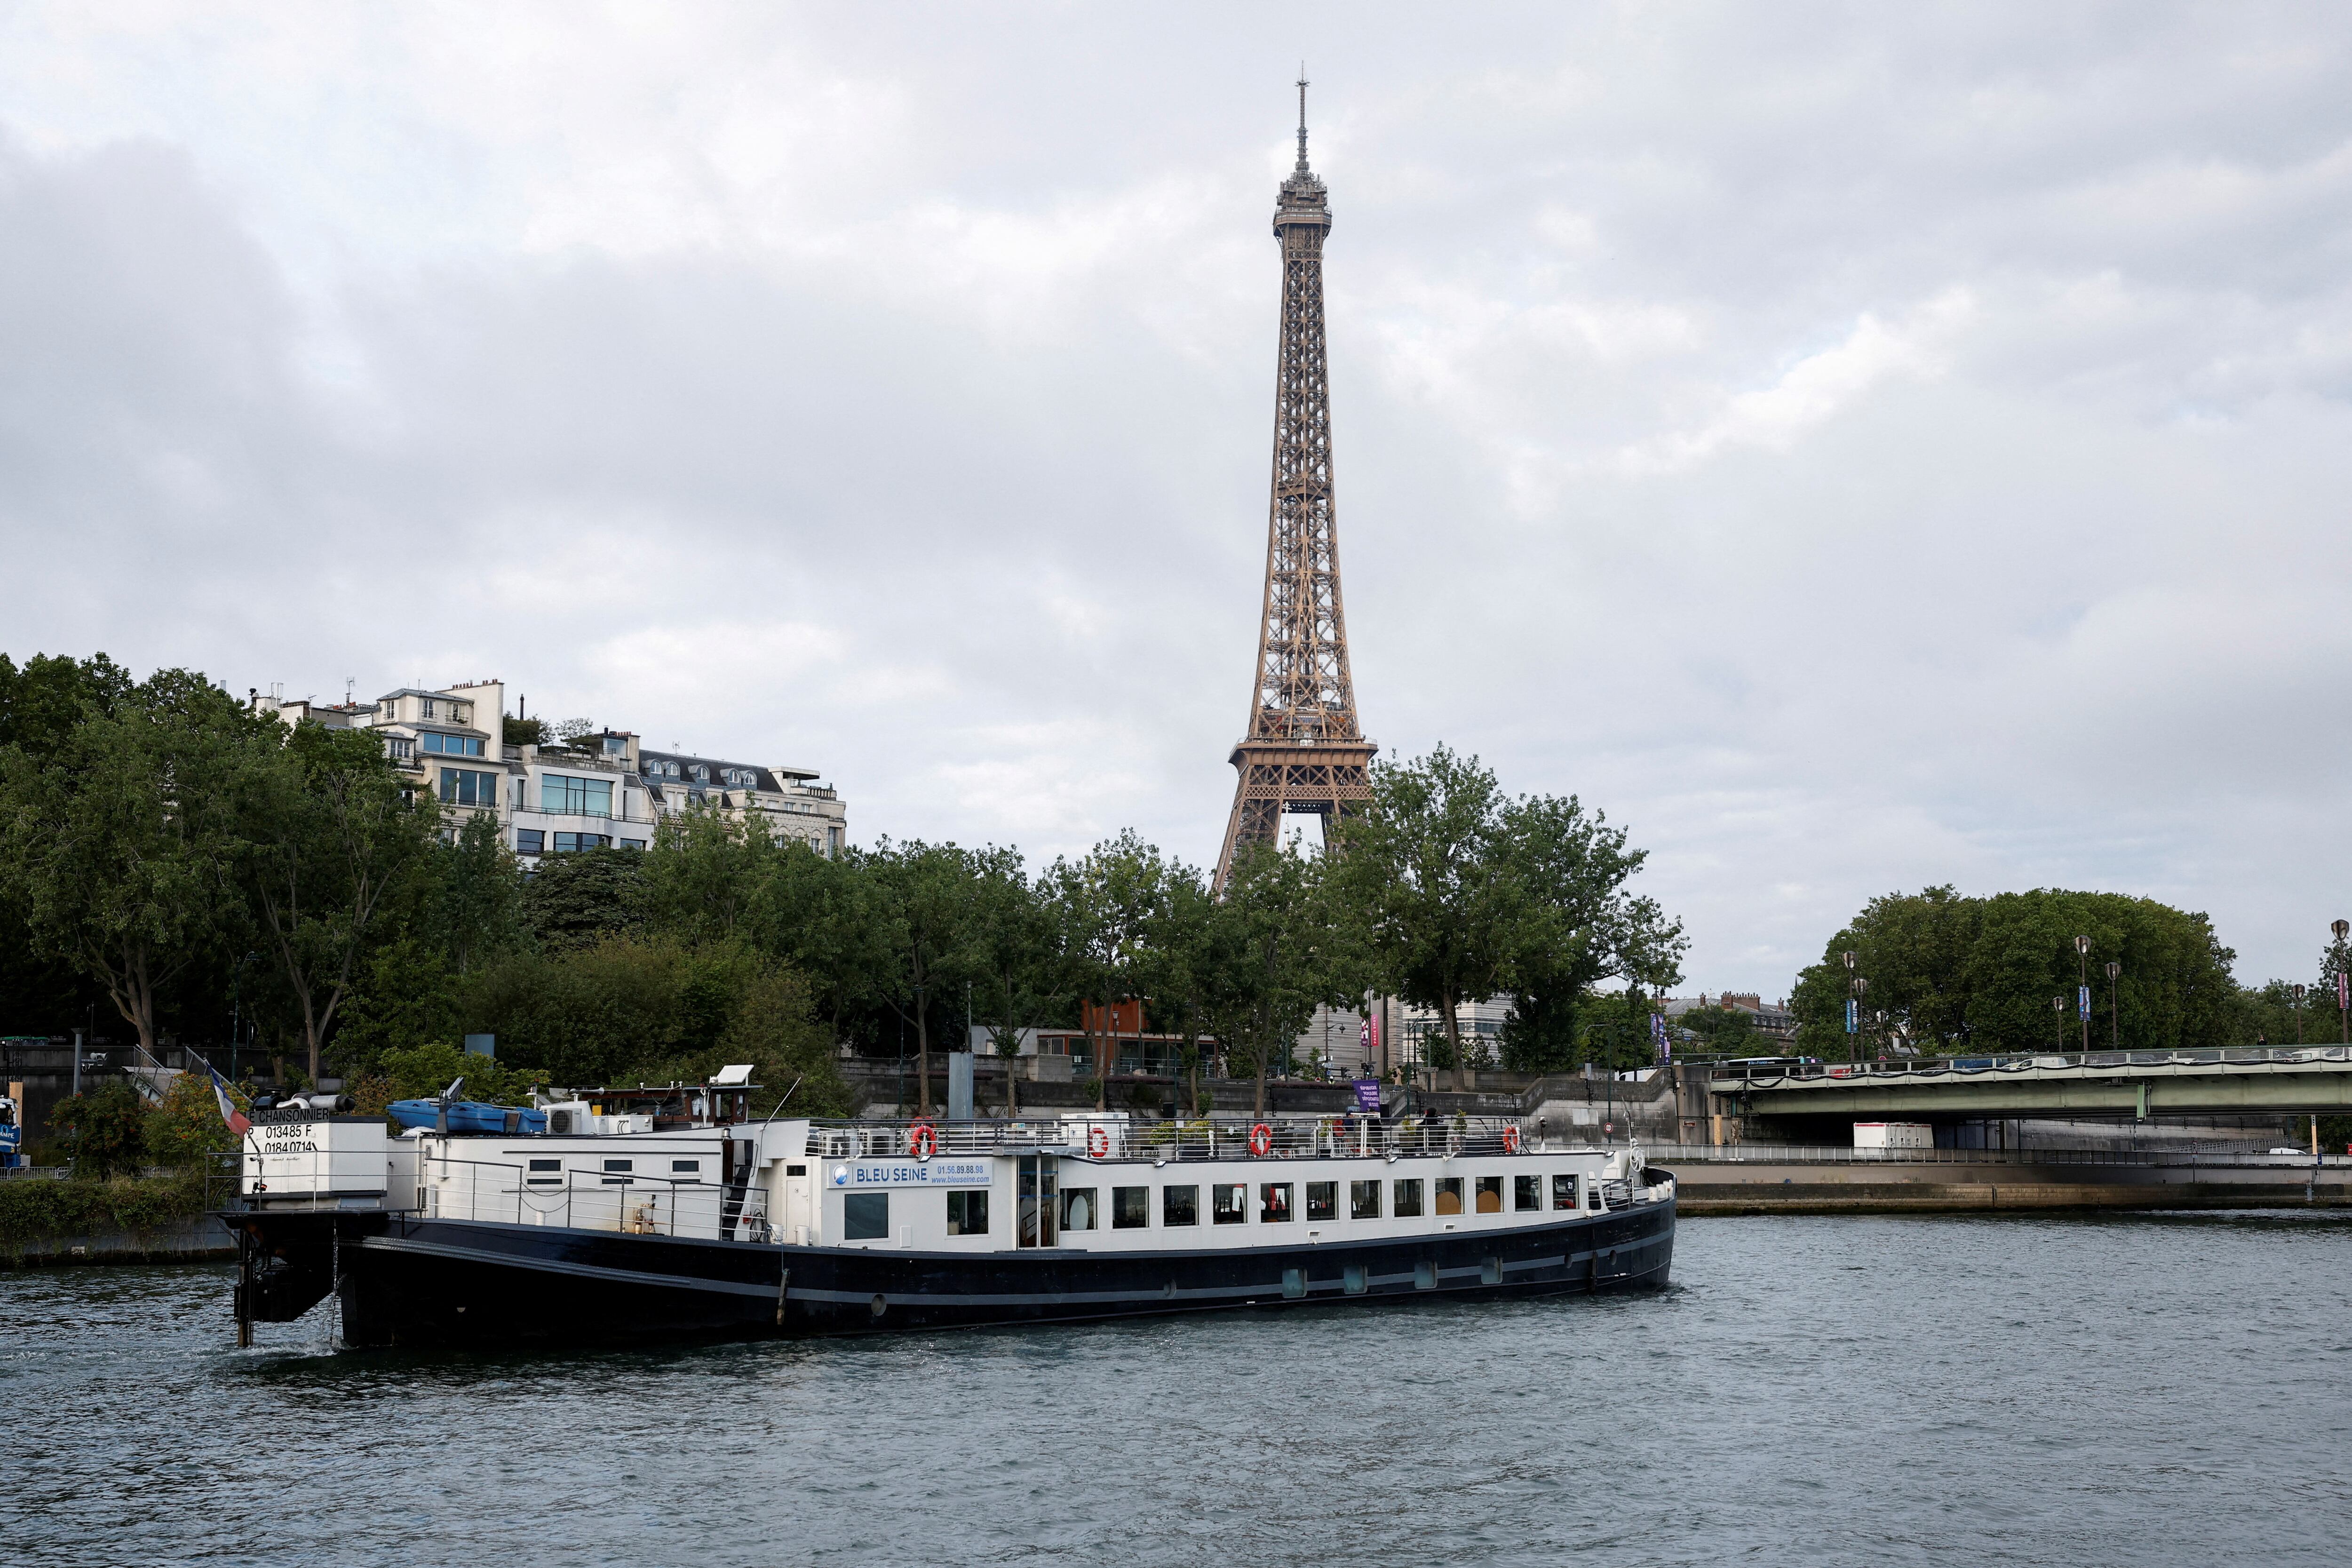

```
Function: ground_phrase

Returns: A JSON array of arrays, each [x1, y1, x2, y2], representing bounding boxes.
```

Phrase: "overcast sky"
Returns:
[[4, 4, 2349, 996]]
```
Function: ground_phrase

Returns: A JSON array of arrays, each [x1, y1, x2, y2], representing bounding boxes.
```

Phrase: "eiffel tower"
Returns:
[[1214, 78, 1376, 890]]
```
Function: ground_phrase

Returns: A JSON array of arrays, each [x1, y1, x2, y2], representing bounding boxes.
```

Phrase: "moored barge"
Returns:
[[221, 1077, 1675, 1348]]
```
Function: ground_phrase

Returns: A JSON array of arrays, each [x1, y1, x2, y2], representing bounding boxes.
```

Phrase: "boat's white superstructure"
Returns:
[[227, 1090, 1677, 1346]]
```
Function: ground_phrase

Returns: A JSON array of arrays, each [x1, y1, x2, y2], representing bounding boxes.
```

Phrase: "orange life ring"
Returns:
[[1248, 1122, 1273, 1157], [1502, 1125, 1521, 1154], [1087, 1126, 1111, 1158], [909, 1122, 938, 1159]]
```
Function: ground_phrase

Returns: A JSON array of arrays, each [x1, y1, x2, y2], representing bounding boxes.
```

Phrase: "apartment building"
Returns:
[[251, 679, 846, 865]]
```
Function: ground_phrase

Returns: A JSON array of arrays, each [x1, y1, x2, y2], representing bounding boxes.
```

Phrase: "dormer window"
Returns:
[[421, 697, 437, 719], [691, 764, 709, 783], [453, 704, 469, 724]]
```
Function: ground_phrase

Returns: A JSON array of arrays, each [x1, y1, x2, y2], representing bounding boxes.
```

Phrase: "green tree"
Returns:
[[235, 722, 438, 1082], [1496, 791, 1685, 1072], [2311, 934, 2352, 1045], [1198, 843, 1348, 1117], [1790, 888, 2239, 1056], [1044, 830, 1175, 1112], [0, 669, 251, 1056], [1145, 866, 1221, 1116], [145, 1067, 245, 1170], [858, 840, 995, 1117], [747, 840, 887, 1049], [373, 1040, 533, 1104], [1671, 1001, 1761, 1058], [523, 845, 647, 951], [430, 811, 524, 976], [962, 851, 1059, 1116], [642, 804, 781, 947], [462, 935, 739, 1086], [1327, 746, 1534, 1092], [644, 963, 853, 1119], [0, 653, 135, 759], [50, 1078, 149, 1178]]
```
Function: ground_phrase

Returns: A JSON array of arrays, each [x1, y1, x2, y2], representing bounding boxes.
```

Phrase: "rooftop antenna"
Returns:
[[1295, 66, 1310, 171], [344, 676, 355, 705]]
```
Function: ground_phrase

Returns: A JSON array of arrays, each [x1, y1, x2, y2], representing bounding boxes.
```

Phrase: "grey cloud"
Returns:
[[3, 3, 2351, 994]]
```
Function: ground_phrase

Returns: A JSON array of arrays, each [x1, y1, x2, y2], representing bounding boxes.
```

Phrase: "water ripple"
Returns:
[[1, 1211, 2346, 1566]]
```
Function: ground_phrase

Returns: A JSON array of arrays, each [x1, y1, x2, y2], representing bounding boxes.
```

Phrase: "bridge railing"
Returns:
[[1641, 1143, 2348, 1167], [1700, 1044, 2352, 1086]]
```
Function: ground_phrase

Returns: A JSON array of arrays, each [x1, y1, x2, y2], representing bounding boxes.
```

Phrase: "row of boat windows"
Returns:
[[524, 1156, 700, 1187], [840, 1175, 1597, 1243]]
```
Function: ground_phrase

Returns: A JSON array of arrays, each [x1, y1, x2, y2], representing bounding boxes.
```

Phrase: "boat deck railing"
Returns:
[[225, 1149, 775, 1238], [417, 1153, 773, 1239], [803, 1115, 1551, 1162]]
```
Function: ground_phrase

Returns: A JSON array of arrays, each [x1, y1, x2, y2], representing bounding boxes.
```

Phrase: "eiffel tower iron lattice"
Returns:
[[1214, 78, 1376, 891]]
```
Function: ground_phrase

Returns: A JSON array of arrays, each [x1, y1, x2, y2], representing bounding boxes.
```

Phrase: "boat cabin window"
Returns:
[[1061, 1188, 1097, 1232], [1513, 1175, 1541, 1212], [946, 1190, 989, 1236], [672, 1160, 701, 1177], [1305, 1181, 1336, 1221], [1551, 1174, 1578, 1210], [1112, 1186, 1150, 1229], [527, 1158, 560, 1186], [1475, 1176, 1503, 1214], [1163, 1185, 1199, 1226], [843, 1191, 889, 1241], [1258, 1183, 1293, 1223], [1393, 1178, 1424, 1218], [1434, 1178, 1464, 1216], [1350, 1180, 1381, 1220], [1212, 1183, 1248, 1225], [602, 1158, 634, 1186]]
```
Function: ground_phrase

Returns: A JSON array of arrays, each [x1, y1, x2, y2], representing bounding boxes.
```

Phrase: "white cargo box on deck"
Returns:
[[244, 1114, 389, 1202], [1854, 1122, 1932, 1150]]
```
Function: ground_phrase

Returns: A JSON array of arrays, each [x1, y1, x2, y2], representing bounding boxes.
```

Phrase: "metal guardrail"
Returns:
[[1638, 1142, 2349, 1168], [421, 1155, 770, 1239], [1704, 1045, 2352, 1086], [220, 1147, 771, 1239], [805, 1115, 1532, 1162]]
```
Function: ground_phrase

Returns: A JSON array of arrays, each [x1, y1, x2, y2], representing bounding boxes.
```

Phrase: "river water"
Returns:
[[3, 1210, 2346, 1567]]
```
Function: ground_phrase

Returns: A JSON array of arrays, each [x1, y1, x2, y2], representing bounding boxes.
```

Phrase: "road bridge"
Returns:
[[1703, 1046, 2352, 1122]]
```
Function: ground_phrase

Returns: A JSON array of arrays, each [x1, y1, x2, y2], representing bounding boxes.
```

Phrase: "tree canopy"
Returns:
[[1790, 886, 2241, 1057]]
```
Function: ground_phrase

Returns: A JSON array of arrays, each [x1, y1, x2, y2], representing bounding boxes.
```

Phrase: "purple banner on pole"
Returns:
[[1352, 1080, 1383, 1114]]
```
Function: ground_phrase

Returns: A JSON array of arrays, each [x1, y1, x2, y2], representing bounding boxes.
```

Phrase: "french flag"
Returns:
[[207, 1066, 251, 1138]]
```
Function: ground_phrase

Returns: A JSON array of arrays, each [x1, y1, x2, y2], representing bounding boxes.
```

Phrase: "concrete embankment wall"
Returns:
[[4, 1217, 233, 1267], [1672, 1161, 2352, 1215]]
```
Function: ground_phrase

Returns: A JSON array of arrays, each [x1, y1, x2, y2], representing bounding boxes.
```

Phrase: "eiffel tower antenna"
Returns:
[[1295, 67, 1310, 170], [1214, 78, 1374, 890]]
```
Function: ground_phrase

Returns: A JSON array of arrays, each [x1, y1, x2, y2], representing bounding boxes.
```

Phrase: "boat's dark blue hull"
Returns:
[[226, 1194, 1675, 1348]]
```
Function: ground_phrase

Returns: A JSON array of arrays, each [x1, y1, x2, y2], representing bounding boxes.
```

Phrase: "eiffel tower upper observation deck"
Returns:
[[1214, 79, 1376, 890]]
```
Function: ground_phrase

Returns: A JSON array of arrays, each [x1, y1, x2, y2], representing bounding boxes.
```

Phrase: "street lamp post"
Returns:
[[2051, 996, 2065, 1052], [2105, 961, 2121, 1050], [2074, 935, 2091, 1054], [1842, 951, 1859, 1064], [2291, 985, 2305, 1045]]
